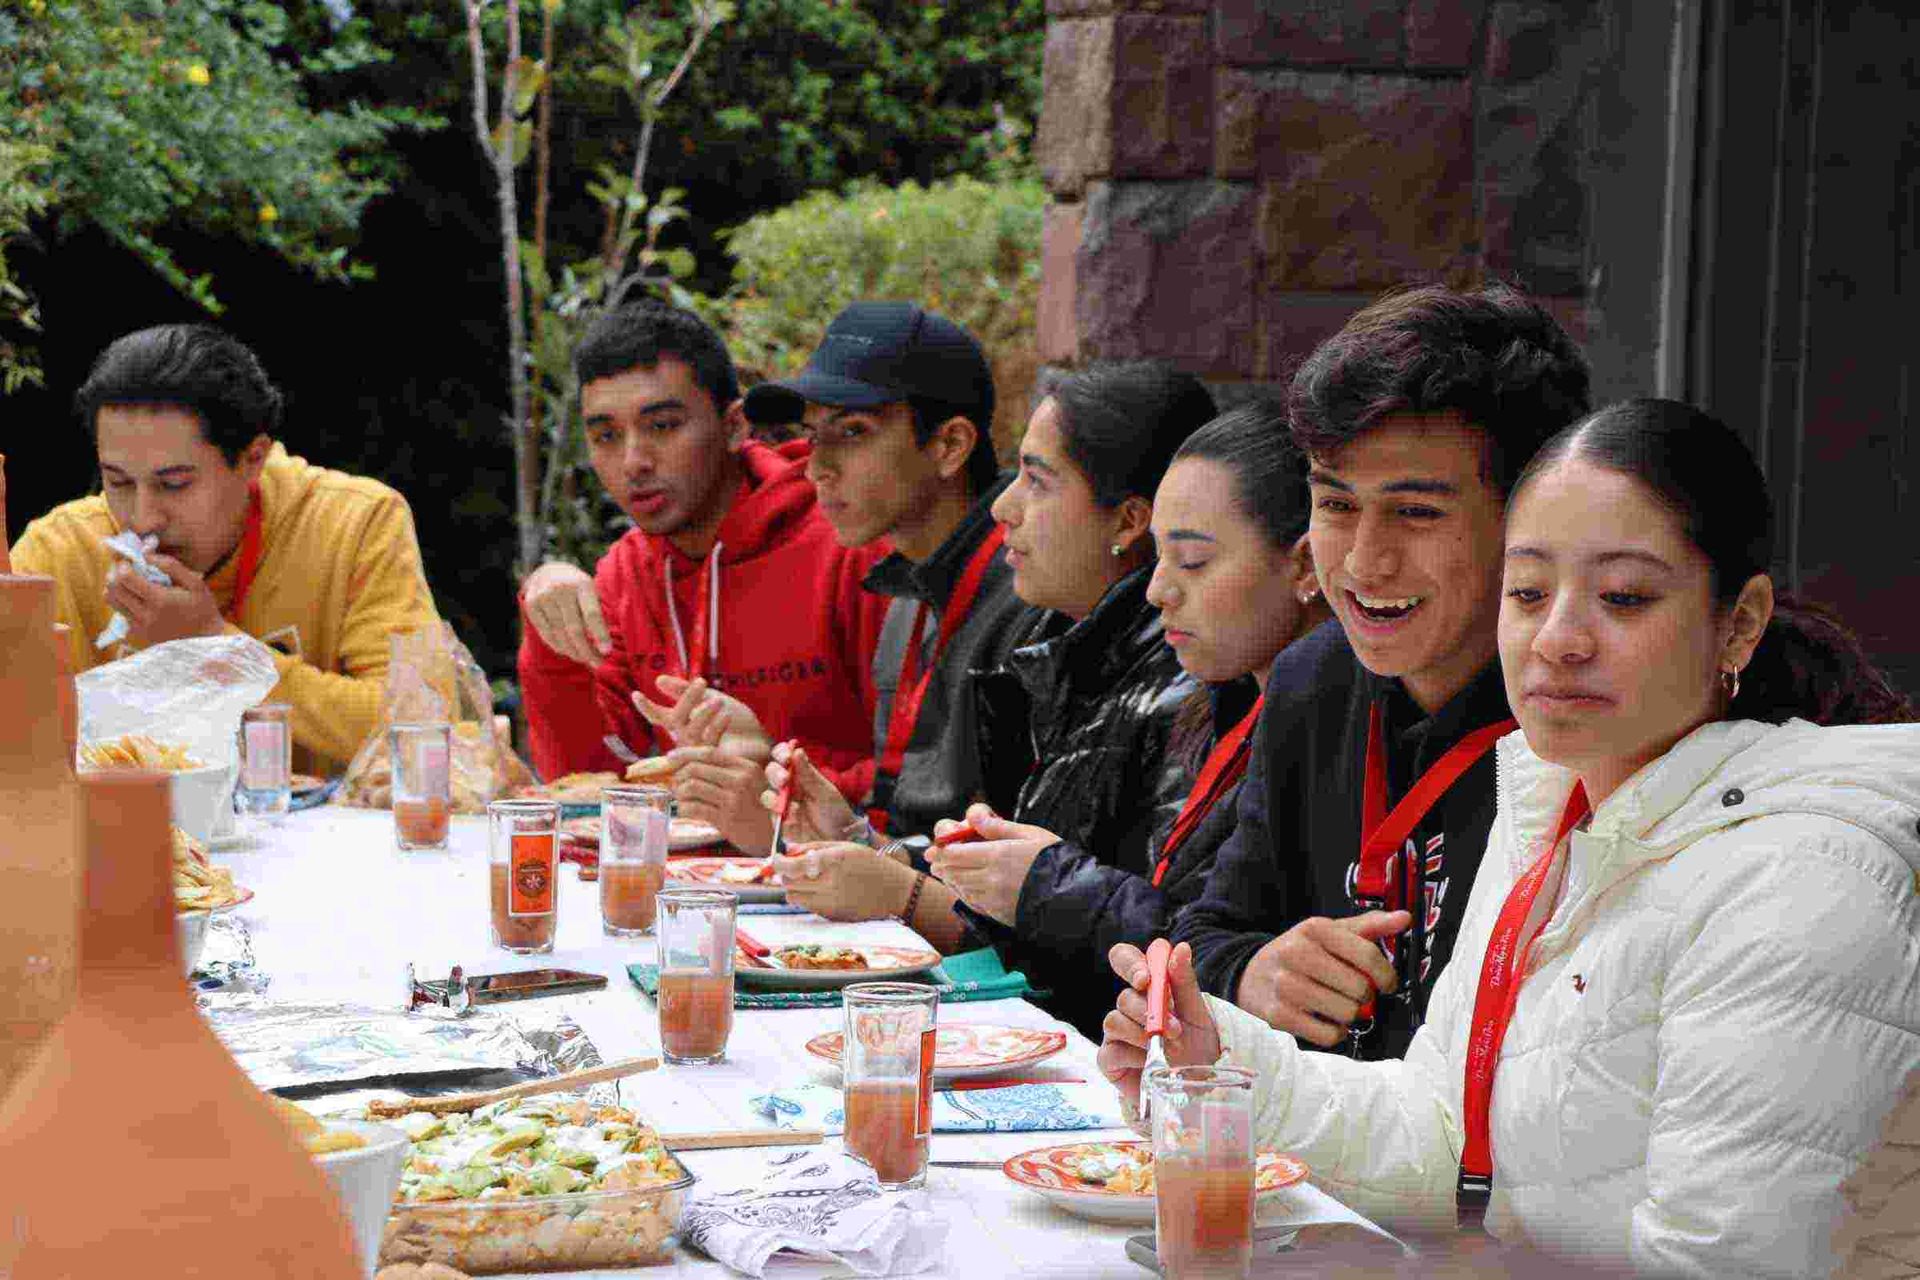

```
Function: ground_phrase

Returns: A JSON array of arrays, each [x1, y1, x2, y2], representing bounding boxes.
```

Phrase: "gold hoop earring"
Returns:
[[1721, 666, 1741, 702]]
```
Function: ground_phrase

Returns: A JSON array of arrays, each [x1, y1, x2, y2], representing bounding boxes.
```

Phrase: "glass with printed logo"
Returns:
[[655, 888, 735, 1064], [1147, 1065, 1256, 1280], [488, 799, 559, 954], [235, 702, 292, 823], [390, 721, 453, 850], [600, 784, 672, 935], [841, 982, 939, 1190]]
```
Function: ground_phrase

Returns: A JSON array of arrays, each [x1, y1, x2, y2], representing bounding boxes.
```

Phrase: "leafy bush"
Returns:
[[0, 0, 434, 384], [703, 167, 1046, 448]]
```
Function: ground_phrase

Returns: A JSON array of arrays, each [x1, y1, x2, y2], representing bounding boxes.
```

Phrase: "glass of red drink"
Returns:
[[488, 799, 559, 954], [841, 982, 939, 1190], [391, 721, 453, 851], [600, 784, 671, 936], [655, 887, 735, 1064], [1146, 1065, 1257, 1280]]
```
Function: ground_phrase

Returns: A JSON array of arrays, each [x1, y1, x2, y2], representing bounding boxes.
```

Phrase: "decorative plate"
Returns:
[[805, 1024, 1068, 1081], [1002, 1140, 1309, 1225], [557, 816, 725, 853], [734, 943, 941, 989], [666, 855, 784, 902]]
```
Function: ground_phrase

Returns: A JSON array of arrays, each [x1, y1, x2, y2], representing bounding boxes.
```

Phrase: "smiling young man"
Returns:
[[9, 325, 440, 775], [1170, 284, 1591, 1061], [515, 299, 888, 828]]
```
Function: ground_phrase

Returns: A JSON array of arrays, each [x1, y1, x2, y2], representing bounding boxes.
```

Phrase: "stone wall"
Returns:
[[1035, 0, 1664, 400]]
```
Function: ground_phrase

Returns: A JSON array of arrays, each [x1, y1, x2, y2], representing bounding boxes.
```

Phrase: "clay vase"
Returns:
[[0, 770, 361, 1278], [53, 622, 77, 762], [0, 576, 80, 1092]]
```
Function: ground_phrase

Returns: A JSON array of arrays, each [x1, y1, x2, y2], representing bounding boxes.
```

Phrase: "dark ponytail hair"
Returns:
[[1170, 401, 1312, 548], [1047, 361, 1219, 508], [1514, 398, 1914, 726], [1165, 402, 1315, 771]]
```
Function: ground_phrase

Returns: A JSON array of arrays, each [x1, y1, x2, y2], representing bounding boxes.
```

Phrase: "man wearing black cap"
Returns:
[[664, 301, 1032, 942]]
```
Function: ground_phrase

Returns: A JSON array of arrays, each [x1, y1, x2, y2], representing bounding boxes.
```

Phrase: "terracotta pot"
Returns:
[[0, 576, 79, 1091], [0, 771, 361, 1276], [53, 622, 76, 762]]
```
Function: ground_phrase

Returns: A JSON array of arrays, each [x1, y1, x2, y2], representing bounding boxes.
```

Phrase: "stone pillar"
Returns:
[[1036, 0, 1612, 401]]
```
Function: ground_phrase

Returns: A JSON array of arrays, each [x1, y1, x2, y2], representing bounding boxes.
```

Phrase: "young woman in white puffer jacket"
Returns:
[[1101, 399, 1920, 1278]]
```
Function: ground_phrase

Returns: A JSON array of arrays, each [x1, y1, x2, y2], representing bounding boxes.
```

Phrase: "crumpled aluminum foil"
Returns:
[[197, 993, 611, 1113]]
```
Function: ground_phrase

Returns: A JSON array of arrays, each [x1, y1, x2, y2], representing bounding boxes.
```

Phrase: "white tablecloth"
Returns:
[[210, 807, 1382, 1278]]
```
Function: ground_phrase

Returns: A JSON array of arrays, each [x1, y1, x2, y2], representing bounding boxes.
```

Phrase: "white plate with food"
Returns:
[[1002, 1140, 1310, 1224], [733, 942, 942, 989], [805, 1024, 1068, 1081], [667, 855, 783, 902], [561, 815, 726, 854]]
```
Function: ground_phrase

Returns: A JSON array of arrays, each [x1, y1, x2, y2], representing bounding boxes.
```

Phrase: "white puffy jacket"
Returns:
[[1209, 717, 1920, 1277]]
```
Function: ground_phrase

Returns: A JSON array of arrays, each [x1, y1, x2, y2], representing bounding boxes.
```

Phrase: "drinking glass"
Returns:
[[488, 799, 559, 954], [600, 784, 672, 936], [235, 702, 291, 823], [390, 721, 452, 851], [1146, 1065, 1257, 1280], [655, 887, 735, 1064], [841, 982, 939, 1190]]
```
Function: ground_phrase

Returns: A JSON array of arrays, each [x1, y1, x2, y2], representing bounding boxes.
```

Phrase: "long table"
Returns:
[[209, 806, 1376, 1278]]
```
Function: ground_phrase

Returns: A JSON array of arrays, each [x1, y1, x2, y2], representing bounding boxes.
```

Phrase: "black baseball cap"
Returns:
[[742, 301, 994, 429]]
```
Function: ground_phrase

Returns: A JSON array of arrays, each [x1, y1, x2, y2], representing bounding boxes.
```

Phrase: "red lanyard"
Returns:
[[1151, 694, 1264, 888], [222, 483, 266, 623], [869, 525, 1006, 833], [1352, 702, 1517, 1025], [1456, 782, 1593, 1225]]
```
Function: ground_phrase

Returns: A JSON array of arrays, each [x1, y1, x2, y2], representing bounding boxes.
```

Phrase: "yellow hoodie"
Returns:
[[11, 444, 439, 775]]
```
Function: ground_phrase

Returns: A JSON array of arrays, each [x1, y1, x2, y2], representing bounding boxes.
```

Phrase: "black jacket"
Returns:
[[1170, 620, 1514, 1061], [963, 567, 1197, 1036], [864, 475, 1034, 841]]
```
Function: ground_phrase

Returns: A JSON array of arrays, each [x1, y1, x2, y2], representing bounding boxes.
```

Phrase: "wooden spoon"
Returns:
[[364, 1055, 660, 1118]]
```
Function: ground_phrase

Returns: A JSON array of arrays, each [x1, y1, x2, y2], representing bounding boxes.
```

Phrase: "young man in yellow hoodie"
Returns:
[[10, 325, 439, 775]]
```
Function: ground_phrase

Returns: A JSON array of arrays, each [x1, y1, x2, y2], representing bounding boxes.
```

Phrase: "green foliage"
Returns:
[[0, 0, 437, 385], [706, 165, 1047, 437], [0, 138, 52, 392]]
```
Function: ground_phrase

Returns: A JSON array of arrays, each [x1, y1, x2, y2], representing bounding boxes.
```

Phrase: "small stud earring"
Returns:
[[1110, 543, 1124, 558], [1299, 587, 1321, 606]]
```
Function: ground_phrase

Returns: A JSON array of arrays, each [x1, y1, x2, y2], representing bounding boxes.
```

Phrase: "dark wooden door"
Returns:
[[1684, 0, 1918, 697]]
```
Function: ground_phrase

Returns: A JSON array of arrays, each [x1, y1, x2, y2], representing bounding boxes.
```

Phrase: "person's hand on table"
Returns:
[[633, 674, 774, 762], [666, 745, 773, 853], [771, 841, 918, 922], [759, 743, 859, 847], [924, 804, 1057, 926], [105, 553, 226, 648], [1099, 940, 1222, 1116], [522, 561, 610, 665], [1233, 910, 1412, 1048]]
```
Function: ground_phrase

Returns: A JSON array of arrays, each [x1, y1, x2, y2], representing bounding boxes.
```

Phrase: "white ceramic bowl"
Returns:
[[311, 1119, 410, 1278], [174, 910, 210, 976], [168, 763, 234, 843]]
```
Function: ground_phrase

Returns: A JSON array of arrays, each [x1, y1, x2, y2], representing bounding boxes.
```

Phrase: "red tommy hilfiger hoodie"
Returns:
[[518, 440, 889, 800]]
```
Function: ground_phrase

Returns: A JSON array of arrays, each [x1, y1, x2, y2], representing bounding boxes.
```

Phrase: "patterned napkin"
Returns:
[[681, 1148, 947, 1277], [627, 946, 1036, 1010], [750, 1081, 1126, 1134]]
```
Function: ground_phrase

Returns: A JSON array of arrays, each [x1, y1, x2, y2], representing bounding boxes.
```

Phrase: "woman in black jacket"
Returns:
[[933, 403, 1329, 1038]]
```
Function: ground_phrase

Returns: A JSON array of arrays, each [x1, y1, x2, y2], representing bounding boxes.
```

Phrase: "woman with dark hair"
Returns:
[[927, 403, 1330, 1037], [1100, 399, 1920, 1275]]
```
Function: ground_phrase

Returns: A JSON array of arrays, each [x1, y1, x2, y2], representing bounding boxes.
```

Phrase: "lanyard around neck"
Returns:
[[1151, 694, 1264, 888], [222, 483, 266, 623], [1456, 782, 1593, 1227], [869, 525, 1005, 834]]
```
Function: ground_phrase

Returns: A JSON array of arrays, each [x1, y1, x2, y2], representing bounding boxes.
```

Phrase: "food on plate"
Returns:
[[339, 721, 515, 815], [172, 826, 245, 911], [375, 1097, 690, 1275], [290, 772, 327, 793], [716, 860, 774, 885], [517, 771, 621, 804], [774, 943, 866, 971], [623, 756, 676, 785], [79, 733, 206, 772], [558, 816, 600, 845], [1062, 1144, 1298, 1196], [267, 1092, 369, 1155]]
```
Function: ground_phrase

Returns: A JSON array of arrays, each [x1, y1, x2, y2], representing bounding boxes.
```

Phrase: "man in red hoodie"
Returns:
[[516, 300, 888, 842]]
